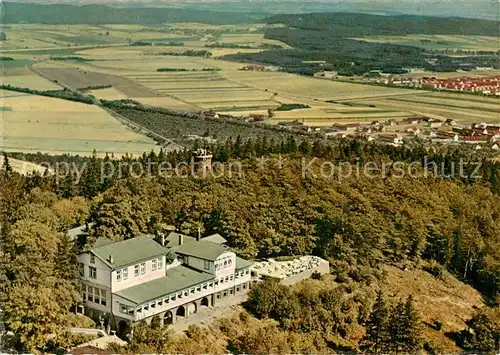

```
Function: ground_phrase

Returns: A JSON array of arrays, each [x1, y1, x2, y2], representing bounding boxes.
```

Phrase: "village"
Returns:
[[373, 75, 500, 96], [200, 109, 500, 151]]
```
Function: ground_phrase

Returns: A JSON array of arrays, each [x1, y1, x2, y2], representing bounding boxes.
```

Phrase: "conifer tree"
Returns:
[[402, 295, 423, 352], [362, 290, 389, 354], [1, 152, 13, 174], [389, 299, 407, 354]]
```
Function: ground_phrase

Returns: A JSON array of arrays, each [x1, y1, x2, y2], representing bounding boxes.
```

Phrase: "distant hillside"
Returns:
[[1, 2, 263, 24], [265, 12, 500, 37], [3, 1, 499, 20]]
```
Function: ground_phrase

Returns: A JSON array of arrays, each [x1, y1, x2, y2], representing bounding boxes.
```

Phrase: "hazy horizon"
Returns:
[[3, 0, 499, 20]]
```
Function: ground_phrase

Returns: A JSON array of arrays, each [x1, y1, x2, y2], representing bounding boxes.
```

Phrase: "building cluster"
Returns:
[[75, 228, 330, 334], [374, 75, 500, 95], [238, 64, 280, 72], [277, 118, 500, 149]]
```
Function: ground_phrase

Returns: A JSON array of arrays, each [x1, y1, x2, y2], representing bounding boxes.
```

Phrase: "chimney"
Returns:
[[157, 230, 165, 246], [178, 234, 183, 246], [197, 228, 201, 241], [108, 255, 114, 264]]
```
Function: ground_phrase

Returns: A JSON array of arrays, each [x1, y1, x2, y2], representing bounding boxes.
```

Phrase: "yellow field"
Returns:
[[1, 74, 61, 90], [88, 87, 128, 100], [132, 96, 199, 111], [3, 25, 497, 130], [350, 92, 500, 125], [0, 156, 53, 175], [0, 90, 161, 156]]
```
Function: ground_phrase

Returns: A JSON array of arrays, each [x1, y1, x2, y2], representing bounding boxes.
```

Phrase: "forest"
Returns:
[[223, 13, 499, 75], [2, 2, 262, 25], [1, 135, 499, 353], [264, 13, 499, 37]]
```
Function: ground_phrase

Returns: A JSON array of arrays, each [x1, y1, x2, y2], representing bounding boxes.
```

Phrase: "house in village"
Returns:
[[428, 119, 443, 128], [331, 123, 361, 132], [77, 232, 253, 334], [463, 135, 490, 144], [378, 134, 403, 145], [436, 131, 459, 142], [203, 110, 219, 119]]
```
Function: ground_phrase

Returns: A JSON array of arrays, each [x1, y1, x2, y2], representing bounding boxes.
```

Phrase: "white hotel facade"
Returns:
[[77, 232, 252, 333]]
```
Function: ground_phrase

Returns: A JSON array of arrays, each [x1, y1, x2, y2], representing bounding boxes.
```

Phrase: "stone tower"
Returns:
[[193, 148, 213, 177]]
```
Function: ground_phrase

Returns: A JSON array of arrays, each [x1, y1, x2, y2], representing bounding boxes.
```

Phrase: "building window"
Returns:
[[87, 287, 94, 302], [190, 288, 195, 294], [90, 254, 95, 264], [120, 304, 128, 314], [136, 307, 142, 313], [230, 275, 233, 281], [158, 257, 163, 269], [214, 280, 219, 286], [144, 305, 149, 311], [116, 270, 122, 282], [203, 284, 207, 290], [89, 266, 97, 279], [151, 301, 156, 309], [223, 291, 227, 297], [196, 286, 201, 292], [158, 300, 163, 306], [225, 276, 229, 282], [171, 295, 176, 301], [208, 282, 213, 287], [123, 268, 128, 280], [224, 260, 227, 266], [78, 263, 85, 276], [230, 289, 234, 294], [236, 286, 240, 292], [204, 260, 210, 270], [134, 264, 140, 276], [140, 263, 145, 275], [101, 290, 107, 306], [152, 259, 157, 271], [243, 283, 247, 289], [245, 270, 249, 275], [184, 290, 189, 296], [228, 259, 232, 265]]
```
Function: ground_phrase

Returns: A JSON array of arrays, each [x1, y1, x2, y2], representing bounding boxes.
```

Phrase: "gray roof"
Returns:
[[202, 233, 227, 244], [93, 237, 115, 248], [236, 256, 253, 270], [174, 239, 231, 261], [164, 232, 194, 248], [91, 236, 167, 269], [116, 265, 213, 304]]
